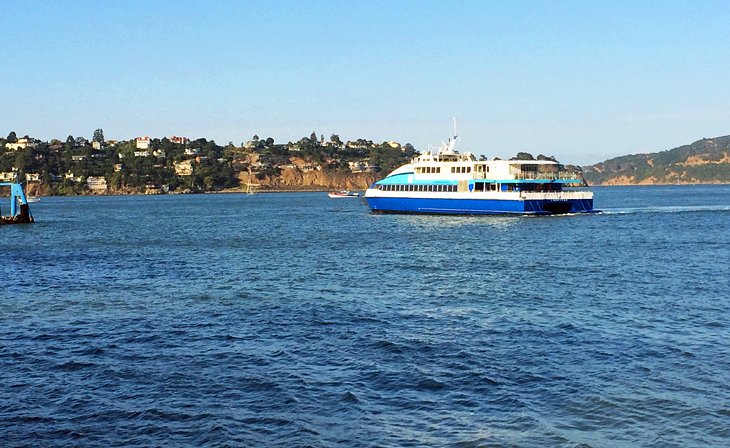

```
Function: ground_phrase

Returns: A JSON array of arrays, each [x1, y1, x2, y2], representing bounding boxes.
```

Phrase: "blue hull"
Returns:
[[366, 197, 594, 215]]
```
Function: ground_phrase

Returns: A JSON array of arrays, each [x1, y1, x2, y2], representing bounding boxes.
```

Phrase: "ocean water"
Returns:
[[1, 185, 729, 447]]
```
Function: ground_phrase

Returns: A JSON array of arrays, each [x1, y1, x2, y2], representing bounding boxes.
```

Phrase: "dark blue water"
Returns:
[[1, 186, 729, 447]]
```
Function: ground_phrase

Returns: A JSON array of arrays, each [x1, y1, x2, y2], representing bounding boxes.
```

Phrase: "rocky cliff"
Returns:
[[242, 168, 378, 191]]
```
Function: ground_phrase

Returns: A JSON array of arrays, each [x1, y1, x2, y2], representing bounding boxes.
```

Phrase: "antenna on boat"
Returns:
[[440, 117, 458, 154]]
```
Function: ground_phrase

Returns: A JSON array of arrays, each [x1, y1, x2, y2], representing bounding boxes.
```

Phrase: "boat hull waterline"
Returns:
[[366, 195, 594, 215]]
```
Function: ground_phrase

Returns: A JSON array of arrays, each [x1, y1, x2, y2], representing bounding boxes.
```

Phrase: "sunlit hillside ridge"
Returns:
[[582, 136, 730, 185]]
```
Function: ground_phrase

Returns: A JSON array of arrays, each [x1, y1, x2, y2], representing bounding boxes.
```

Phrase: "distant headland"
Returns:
[[582, 135, 730, 186]]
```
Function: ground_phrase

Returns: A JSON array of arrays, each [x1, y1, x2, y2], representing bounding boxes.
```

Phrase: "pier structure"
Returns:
[[0, 179, 34, 225]]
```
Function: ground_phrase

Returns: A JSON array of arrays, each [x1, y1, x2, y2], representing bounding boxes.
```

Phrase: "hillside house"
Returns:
[[135, 137, 151, 150], [5, 137, 36, 151], [174, 160, 193, 176], [0, 172, 17, 182], [87, 176, 108, 192], [169, 136, 189, 145]]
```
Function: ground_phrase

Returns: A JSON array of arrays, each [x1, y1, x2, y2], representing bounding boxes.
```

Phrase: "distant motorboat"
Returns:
[[27, 196, 40, 203], [328, 190, 360, 198]]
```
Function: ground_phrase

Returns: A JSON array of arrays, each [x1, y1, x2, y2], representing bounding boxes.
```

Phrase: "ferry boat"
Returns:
[[364, 129, 594, 215]]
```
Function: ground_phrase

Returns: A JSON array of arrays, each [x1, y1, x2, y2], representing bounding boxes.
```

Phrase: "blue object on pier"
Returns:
[[0, 176, 34, 224]]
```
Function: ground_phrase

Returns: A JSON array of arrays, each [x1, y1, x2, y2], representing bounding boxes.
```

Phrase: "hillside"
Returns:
[[0, 131, 413, 195], [582, 136, 730, 185]]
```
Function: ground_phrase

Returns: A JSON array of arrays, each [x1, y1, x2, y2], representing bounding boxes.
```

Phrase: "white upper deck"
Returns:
[[385, 138, 580, 183]]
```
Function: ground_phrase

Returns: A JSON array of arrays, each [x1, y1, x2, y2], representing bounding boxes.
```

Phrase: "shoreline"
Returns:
[[22, 188, 356, 198], [15, 183, 730, 198]]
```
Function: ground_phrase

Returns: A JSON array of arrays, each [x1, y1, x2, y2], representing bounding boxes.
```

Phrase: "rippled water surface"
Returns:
[[1, 186, 729, 447]]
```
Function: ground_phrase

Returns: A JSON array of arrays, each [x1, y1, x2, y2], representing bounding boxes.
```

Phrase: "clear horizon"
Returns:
[[3, 0, 729, 166]]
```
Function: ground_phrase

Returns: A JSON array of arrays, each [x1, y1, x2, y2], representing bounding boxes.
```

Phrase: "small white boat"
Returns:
[[27, 196, 40, 203], [328, 190, 359, 198]]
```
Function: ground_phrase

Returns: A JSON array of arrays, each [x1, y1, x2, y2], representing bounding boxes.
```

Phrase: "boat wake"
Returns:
[[602, 205, 730, 215]]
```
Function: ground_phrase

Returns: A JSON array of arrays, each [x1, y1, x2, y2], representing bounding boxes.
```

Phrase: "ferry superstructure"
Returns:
[[364, 136, 594, 215]]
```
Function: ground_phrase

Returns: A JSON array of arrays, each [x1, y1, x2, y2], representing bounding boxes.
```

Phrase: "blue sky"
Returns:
[[2, 0, 729, 165]]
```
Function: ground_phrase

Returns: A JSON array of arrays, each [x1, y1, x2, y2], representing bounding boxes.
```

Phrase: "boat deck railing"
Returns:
[[520, 191, 593, 200], [473, 171, 582, 181]]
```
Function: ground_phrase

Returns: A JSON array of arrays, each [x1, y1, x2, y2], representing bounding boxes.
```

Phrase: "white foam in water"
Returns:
[[602, 205, 730, 215]]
